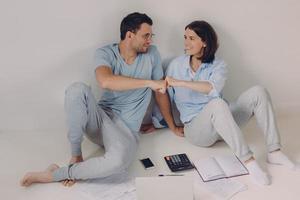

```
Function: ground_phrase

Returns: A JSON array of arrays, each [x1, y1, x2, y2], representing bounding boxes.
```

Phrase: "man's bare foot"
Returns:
[[20, 164, 59, 187], [69, 155, 83, 164], [140, 123, 156, 134]]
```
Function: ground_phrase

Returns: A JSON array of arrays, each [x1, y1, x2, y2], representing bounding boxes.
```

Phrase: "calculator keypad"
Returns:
[[164, 153, 194, 172]]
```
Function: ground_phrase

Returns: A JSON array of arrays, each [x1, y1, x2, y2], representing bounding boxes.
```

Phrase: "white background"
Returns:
[[1, 0, 300, 132]]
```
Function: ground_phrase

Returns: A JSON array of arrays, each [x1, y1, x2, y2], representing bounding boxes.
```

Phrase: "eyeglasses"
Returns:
[[131, 30, 155, 40], [141, 33, 155, 40]]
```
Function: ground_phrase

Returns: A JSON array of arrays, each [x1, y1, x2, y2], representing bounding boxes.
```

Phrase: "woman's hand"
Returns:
[[170, 126, 184, 137], [165, 76, 184, 87]]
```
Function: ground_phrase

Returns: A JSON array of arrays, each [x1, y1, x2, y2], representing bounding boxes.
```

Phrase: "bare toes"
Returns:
[[67, 180, 76, 187]]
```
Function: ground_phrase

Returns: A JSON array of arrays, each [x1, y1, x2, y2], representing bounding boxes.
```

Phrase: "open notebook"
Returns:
[[194, 155, 249, 182]]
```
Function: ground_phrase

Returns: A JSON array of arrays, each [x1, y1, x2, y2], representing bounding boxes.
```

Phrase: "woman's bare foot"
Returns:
[[20, 164, 59, 187], [140, 123, 156, 134]]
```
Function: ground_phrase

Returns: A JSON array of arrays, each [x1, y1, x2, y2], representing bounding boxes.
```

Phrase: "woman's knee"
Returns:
[[208, 98, 229, 113], [185, 133, 217, 147], [191, 139, 216, 147], [248, 85, 270, 101]]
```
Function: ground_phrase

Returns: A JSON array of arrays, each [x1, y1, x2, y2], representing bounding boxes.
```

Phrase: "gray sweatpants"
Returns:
[[52, 82, 138, 181], [184, 86, 281, 162]]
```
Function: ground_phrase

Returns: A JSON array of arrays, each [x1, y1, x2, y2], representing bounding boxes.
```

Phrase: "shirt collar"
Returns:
[[183, 55, 210, 73]]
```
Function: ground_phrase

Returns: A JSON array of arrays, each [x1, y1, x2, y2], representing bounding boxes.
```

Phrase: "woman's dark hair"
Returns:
[[120, 12, 153, 40], [185, 20, 218, 63]]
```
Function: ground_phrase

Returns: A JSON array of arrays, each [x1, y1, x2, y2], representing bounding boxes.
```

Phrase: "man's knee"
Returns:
[[65, 82, 90, 98], [106, 152, 131, 172]]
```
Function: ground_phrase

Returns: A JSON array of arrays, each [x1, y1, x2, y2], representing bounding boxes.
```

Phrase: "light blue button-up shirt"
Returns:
[[166, 55, 227, 123]]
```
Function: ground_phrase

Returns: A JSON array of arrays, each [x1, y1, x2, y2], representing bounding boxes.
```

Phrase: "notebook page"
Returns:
[[194, 157, 226, 181], [215, 155, 248, 177]]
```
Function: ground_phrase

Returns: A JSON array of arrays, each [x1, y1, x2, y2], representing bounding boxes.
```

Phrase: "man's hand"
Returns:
[[170, 126, 184, 137], [149, 80, 167, 94], [62, 155, 83, 187]]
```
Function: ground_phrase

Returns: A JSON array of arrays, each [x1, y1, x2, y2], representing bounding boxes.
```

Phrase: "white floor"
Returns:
[[1, 115, 300, 200]]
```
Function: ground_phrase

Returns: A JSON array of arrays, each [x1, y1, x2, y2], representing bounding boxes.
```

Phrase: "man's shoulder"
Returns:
[[94, 43, 119, 69], [95, 43, 118, 55], [146, 45, 159, 56]]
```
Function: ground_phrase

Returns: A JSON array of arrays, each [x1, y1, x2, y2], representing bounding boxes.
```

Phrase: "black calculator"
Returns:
[[164, 153, 194, 172]]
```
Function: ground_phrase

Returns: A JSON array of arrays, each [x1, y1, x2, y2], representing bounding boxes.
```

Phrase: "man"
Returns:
[[20, 12, 183, 187]]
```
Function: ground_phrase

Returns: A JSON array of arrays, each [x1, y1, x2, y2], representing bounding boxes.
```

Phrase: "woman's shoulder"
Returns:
[[166, 55, 188, 74], [213, 57, 226, 65], [168, 55, 189, 69], [208, 57, 227, 69], [171, 54, 189, 64]]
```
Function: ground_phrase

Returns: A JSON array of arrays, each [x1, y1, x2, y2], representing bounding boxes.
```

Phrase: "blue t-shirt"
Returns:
[[94, 43, 163, 132], [166, 55, 227, 123]]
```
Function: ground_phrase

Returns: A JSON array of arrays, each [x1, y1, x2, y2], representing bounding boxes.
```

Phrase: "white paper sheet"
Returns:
[[196, 177, 247, 200], [76, 171, 137, 200]]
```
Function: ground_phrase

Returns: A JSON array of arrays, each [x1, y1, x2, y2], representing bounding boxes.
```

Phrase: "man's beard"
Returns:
[[137, 46, 149, 53]]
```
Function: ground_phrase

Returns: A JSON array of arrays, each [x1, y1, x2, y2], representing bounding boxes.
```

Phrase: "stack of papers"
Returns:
[[136, 176, 193, 200], [204, 178, 248, 200], [76, 171, 136, 200]]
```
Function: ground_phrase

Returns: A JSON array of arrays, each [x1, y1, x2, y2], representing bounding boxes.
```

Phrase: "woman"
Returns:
[[165, 20, 296, 186]]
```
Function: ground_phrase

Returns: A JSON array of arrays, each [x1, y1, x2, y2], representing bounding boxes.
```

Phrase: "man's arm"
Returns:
[[154, 89, 184, 137], [96, 66, 166, 92]]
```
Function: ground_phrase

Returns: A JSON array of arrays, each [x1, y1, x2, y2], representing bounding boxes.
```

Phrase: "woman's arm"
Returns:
[[166, 59, 227, 96], [166, 76, 213, 94]]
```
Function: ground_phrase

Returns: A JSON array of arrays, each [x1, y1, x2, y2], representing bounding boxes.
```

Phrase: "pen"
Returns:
[[158, 174, 184, 176]]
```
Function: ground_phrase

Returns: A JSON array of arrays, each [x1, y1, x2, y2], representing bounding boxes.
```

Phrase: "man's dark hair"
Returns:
[[185, 20, 219, 63], [120, 12, 153, 40]]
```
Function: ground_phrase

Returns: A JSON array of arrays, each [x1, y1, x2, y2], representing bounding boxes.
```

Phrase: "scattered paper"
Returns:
[[195, 177, 247, 200], [76, 171, 137, 200], [75, 168, 247, 200]]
